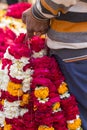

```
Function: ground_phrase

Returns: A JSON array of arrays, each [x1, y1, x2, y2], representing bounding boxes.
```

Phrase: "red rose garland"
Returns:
[[0, 34, 82, 130]]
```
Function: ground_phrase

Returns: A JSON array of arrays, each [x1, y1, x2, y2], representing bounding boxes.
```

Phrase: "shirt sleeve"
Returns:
[[32, 0, 78, 20]]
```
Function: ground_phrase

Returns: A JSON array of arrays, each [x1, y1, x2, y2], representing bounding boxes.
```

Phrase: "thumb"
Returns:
[[22, 12, 26, 23], [26, 31, 34, 39]]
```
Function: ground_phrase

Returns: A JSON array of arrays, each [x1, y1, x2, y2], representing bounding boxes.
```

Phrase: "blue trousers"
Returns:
[[49, 50, 87, 130]]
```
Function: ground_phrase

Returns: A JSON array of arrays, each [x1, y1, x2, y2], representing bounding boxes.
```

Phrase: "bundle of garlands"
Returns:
[[0, 34, 82, 130]]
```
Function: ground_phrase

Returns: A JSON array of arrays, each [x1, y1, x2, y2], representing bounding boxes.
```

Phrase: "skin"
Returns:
[[22, 7, 50, 39]]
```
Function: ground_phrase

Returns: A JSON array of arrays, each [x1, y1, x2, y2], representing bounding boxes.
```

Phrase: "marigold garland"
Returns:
[[0, 34, 82, 130]]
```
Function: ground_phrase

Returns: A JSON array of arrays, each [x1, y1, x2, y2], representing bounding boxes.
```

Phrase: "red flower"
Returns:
[[8, 44, 31, 59], [33, 68, 51, 79], [23, 63, 31, 71], [2, 58, 12, 69], [35, 110, 53, 126], [1, 90, 22, 102], [30, 36, 46, 52], [61, 95, 80, 120], [7, 33, 31, 59], [4, 27, 16, 40], [32, 56, 51, 69], [31, 77, 56, 92], [5, 112, 36, 130]]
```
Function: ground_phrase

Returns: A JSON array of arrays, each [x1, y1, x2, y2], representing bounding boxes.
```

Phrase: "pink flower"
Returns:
[[6, 2, 31, 19]]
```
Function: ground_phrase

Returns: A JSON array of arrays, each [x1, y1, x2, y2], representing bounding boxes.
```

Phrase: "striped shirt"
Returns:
[[32, 0, 87, 62]]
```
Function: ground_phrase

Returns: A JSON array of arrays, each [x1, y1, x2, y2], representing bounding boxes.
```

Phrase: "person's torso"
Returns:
[[47, 1, 87, 62]]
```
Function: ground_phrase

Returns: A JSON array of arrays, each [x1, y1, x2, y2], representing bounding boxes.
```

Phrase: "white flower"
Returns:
[[4, 47, 15, 61], [4, 100, 20, 119], [52, 108, 61, 113], [9, 62, 32, 80], [19, 108, 28, 116], [22, 76, 32, 92], [22, 69, 33, 92], [60, 92, 70, 99], [32, 49, 47, 58], [0, 17, 26, 35], [0, 111, 5, 127], [9, 62, 25, 80], [0, 67, 9, 91], [13, 57, 30, 65], [38, 97, 49, 103]]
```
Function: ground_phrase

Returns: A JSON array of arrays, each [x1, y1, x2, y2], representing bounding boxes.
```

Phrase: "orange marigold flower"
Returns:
[[7, 81, 23, 97], [34, 86, 49, 99], [4, 124, 12, 130], [38, 125, 54, 130], [58, 82, 68, 94], [67, 118, 81, 129], [52, 102, 60, 111], [20, 94, 30, 106]]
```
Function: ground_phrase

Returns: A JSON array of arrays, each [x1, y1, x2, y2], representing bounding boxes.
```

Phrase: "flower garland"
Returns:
[[0, 34, 35, 130], [0, 34, 82, 130], [30, 36, 82, 130]]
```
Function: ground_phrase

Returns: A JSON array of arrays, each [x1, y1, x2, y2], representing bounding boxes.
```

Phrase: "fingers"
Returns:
[[26, 31, 42, 39], [26, 32, 34, 39], [22, 8, 50, 39]]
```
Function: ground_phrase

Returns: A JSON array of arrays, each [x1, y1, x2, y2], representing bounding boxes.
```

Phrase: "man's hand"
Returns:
[[22, 8, 50, 38]]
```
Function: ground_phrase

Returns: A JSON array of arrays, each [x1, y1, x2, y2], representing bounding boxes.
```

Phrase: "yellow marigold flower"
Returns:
[[4, 124, 12, 130], [34, 86, 49, 99], [58, 82, 68, 94], [38, 125, 54, 130], [52, 102, 60, 111], [67, 118, 81, 129], [7, 81, 23, 97], [20, 94, 30, 106]]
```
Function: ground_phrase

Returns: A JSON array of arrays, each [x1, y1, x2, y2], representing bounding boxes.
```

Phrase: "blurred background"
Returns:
[[0, 0, 35, 10], [0, 0, 33, 59], [0, 0, 33, 3]]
